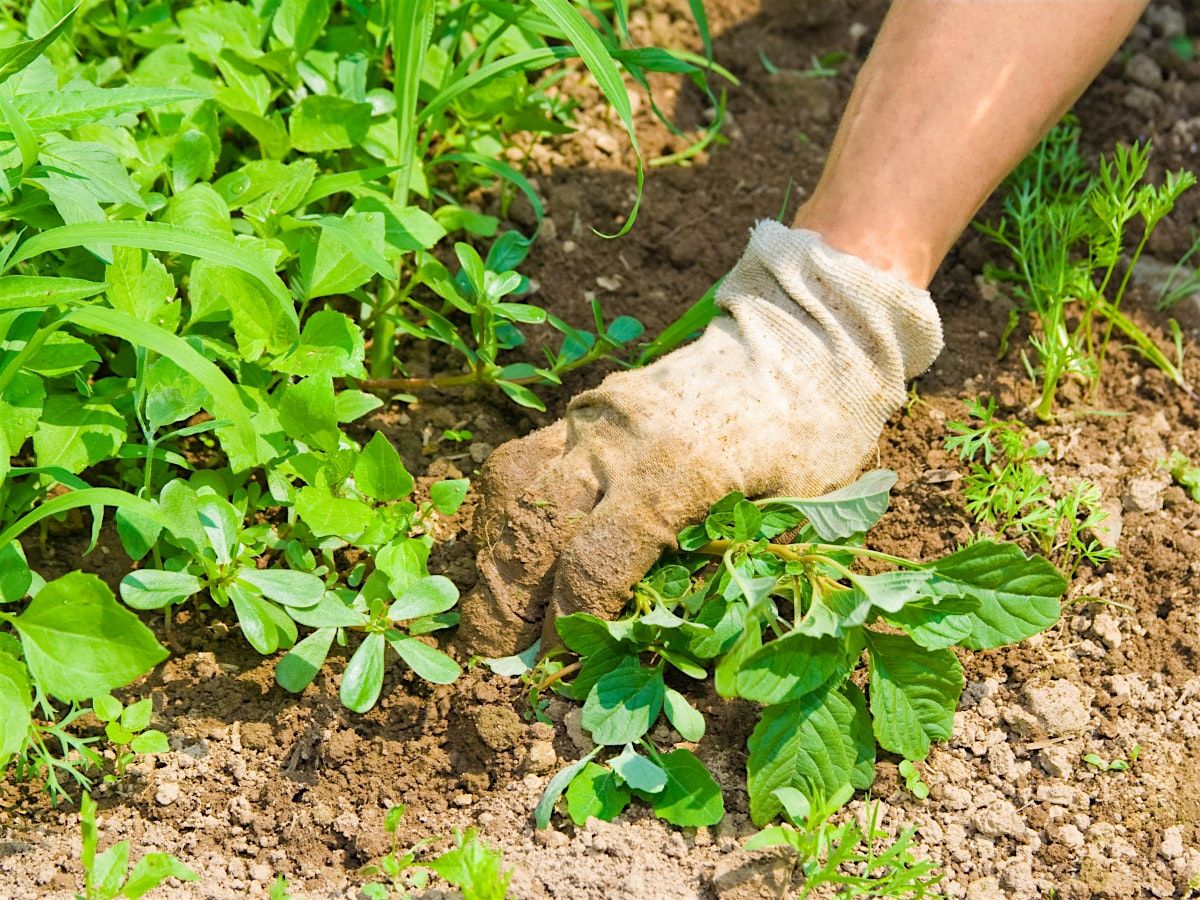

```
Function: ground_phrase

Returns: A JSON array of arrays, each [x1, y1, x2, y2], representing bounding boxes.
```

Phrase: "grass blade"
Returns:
[[0, 4, 78, 86]]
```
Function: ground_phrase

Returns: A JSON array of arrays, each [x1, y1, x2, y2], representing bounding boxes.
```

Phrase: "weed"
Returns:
[[745, 785, 943, 898], [946, 397, 1117, 576], [1165, 450, 1200, 502], [0, 0, 726, 795], [516, 470, 1065, 829], [361, 805, 510, 900], [977, 121, 1196, 419], [92, 694, 169, 781], [1084, 743, 1140, 773], [898, 760, 929, 801], [77, 791, 197, 899]]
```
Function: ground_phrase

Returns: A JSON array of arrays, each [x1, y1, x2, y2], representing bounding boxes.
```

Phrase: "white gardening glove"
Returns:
[[458, 220, 943, 658]]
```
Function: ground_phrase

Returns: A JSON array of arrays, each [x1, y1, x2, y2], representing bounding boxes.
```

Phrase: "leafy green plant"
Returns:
[[977, 120, 1196, 420], [0, 0, 728, 795], [1084, 743, 1140, 773], [946, 397, 1117, 576], [77, 791, 197, 899], [519, 470, 1065, 829], [1165, 450, 1200, 502], [898, 760, 929, 801], [361, 805, 510, 900], [745, 784, 943, 898], [92, 694, 169, 780]]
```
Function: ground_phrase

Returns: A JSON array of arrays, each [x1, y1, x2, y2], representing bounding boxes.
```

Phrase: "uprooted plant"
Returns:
[[511, 469, 1065, 837]]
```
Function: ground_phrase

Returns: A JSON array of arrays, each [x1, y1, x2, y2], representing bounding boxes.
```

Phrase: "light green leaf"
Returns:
[[0, 5, 76, 85], [865, 630, 963, 761], [276, 310, 366, 378], [736, 632, 850, 706], [229, 582, 296, 655], [387, 632, 461, 684], [276, 627, 335, 693], [582, 659, 664, 746], [122, 853, 199, 898], [746, 685, 874, 825], [648, 749, 723, 827], [120, 569, 204, 610], [565, 761, 631, 825], [0, 540, 32, 604], [535, 747, 601, 829], [14, 572, 167, 702], [287, 593, 369, 628], [0, 276, 106, 311], [236, 569, 325, 608], [387, 575, 458, 621], [787, 469, 896, 540], [290, 95, 371, 152], [610, 744, 666, 793], [296, 487, 375, 540], [0, 652, 32, 763], [429, 478, 469, 515], [12, 85, 206, 133], [33, 394, 125, 474], [355, 431, 413, 502], [663, 687, 705, 741], [277, 375, 340, 454], [927, 541, 1065, 649]]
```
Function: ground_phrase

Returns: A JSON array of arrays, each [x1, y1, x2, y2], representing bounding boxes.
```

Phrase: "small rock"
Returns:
[[525, 740, 557, 774], [1022, 680, 1092, 735], [1123, 85, 1161, 118], [155, 782, 181, 806], [563, 707, 594, 753], [1145, 4, 1186, 37], [921, 469, 961, 485], [561, 240, 577, 254], [1126, 52, 1164, 90], [972, 799, 1026, 838], [1092, 500, 1123, 550], [1053, 823, 1086, 849], [595, 274, 621, 292], [1036, 782, 1079, 807], [1091, 613, 1122, 650], [1037, 746, 1074, 780], [1123, 478, 1165, 513], [532, 828, 569, 849], [1161, 825, 1185, 860], [965, 876, 1003, 900], [473, 706, 524, 752], [249, 863, 272, 882], [240, 722, 271, 751], [452, 793, 474, 808], [468, 442, 493, 465]]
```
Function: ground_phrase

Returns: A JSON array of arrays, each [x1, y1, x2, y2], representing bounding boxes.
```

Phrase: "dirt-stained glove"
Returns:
[[457, 220, 943, 658]]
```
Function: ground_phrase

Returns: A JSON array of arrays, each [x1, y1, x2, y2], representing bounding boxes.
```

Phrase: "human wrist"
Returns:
[[791, 199, 938, 290]]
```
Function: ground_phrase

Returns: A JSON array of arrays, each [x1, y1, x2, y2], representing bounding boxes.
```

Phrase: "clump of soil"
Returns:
[[5, 1, 1200, 898]]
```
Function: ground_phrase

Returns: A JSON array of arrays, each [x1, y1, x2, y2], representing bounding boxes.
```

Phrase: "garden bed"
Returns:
[[4, 1, 1200, 897]]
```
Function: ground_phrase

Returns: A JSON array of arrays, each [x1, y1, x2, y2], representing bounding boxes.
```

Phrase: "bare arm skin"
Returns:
[[795, 0, 1149, 288]]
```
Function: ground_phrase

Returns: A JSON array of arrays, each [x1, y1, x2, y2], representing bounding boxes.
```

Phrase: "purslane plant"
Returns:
[[515, 470, 1066, 829]]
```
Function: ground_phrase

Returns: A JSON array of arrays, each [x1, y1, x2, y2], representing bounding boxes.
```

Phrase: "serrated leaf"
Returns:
[[865, 630, 962, 760], [927, 541, 1065, 649], [746, 684, 874, 825], [736, 631, 850, 705], [582, 659, 665, 746], [355, 431, 413, 502]]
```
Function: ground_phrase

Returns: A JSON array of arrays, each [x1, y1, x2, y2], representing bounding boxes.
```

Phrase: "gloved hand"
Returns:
[[457, 221, 943, 658]]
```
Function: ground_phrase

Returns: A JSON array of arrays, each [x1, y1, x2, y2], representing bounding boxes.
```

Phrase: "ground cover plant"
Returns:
[[977, 120, 1196, 420], [0, 0, 723, 803], [519, 470, 1067, 836]]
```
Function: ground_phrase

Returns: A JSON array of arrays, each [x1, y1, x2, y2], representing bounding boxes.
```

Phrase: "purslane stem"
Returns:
[[698, 540, 923, 570]]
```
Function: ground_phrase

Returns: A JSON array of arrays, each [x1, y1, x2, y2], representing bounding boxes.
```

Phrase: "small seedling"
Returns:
[[525, 470, 1065, 829], [1084, 743, 1140, 773], [898, 760, 930, 800], [947, 397, 1117, 576], [77, 792, 197, 899], [361, 805, 510, 900], [1166, 451, 1200, 502], [442, 429, 474, 444], [92, 695, 169, 780], [745, 785, 943, 898]]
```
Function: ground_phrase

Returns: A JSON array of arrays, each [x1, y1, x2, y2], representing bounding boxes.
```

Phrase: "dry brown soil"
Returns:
[[5, 1, 1200, 898]]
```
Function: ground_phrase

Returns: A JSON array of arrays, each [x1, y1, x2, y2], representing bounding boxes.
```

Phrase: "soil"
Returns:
[[5, 1, 1200, 898]]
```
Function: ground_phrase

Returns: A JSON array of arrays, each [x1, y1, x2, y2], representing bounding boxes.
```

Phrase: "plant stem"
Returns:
[[698, 540, 923, 570]]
